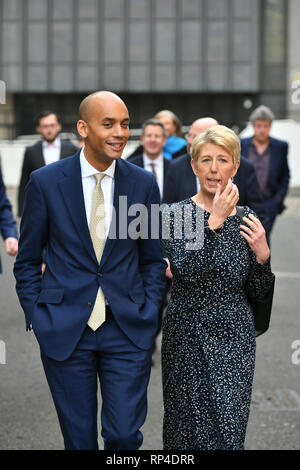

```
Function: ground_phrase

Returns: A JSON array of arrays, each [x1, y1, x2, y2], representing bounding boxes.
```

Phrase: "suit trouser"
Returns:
[[41, 308, 152, 450]]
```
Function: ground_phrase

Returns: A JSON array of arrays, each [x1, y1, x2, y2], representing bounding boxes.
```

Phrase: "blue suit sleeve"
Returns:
[[0, 168, 18, 240]]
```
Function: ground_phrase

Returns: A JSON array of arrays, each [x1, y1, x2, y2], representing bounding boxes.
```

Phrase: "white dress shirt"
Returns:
[[142, 153, 164, 200], [80, 148, 115, 238], [43, 137, 61, 165]]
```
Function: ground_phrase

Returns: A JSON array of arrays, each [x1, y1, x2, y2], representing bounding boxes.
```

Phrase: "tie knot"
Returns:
[[94, 173, 106, 185]]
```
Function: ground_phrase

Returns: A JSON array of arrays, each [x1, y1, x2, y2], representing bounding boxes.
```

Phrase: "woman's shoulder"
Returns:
[[162, 198, 193, 214]]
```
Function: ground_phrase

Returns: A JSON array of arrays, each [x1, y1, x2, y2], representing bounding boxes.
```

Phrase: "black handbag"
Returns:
[[236, 206, 275, 337]]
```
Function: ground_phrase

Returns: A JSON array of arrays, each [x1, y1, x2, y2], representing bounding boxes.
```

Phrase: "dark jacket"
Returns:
[[240, 136, 290, 215], [18, 139, 78, 216]]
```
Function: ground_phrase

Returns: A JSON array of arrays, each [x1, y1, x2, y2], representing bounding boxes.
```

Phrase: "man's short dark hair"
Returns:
[[142, 119, 166, 136], [36, 110, 61, 126]]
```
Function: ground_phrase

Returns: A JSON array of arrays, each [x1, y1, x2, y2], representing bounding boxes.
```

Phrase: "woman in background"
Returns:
[[154, 109, 187, 160]]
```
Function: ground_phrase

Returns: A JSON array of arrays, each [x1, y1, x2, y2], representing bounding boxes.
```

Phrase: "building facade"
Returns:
[[0, 0, 290, 138]]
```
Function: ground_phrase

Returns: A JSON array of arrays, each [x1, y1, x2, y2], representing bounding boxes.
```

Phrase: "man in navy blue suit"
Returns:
[[14, 91, 166, 450], [0, 167, 18, 271], [164, 117, 267, 227], [240, 105, 290, 241]]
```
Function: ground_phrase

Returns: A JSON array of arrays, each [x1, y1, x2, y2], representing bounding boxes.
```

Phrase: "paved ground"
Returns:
[[0, 192, 299, 450]]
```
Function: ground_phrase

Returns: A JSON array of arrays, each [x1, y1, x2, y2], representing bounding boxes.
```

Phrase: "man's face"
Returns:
[[37, 114, 62, 143], [253, 120, 271, 144], [78, 97, 130, 166], [141, 124, 166, 160]]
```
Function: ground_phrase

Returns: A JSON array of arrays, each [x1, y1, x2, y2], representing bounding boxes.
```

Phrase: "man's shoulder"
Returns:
[[169, 153, 191, 170], [120, 157, 152, 179], [32, 152, 79, 180], [270, 136, 288, 149], [25, 140, 42, 152], [125, 153, 143, 167]]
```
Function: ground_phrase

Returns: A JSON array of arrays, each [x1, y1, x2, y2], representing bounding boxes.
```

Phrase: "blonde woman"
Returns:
[[162, 125, 274, 450]]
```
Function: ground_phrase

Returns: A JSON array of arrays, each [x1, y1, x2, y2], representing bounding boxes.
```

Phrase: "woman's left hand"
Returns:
[[240, 214, 270, 264]]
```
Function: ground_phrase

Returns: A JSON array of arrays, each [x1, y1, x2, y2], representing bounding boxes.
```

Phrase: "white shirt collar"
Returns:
[[80, 147, 116, 179], [42, 137, 61, 149], [143, 153, 164, 166]]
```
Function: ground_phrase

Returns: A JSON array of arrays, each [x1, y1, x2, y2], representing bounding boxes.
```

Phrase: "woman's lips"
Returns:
[[207, 178, 221, 186]]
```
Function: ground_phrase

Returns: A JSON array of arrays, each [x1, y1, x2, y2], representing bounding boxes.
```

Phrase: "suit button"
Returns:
[[87, 302, 92, 307], [98, 272, 102, 277]]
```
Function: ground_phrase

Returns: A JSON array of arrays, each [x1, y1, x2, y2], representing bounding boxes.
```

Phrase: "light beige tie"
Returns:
[[150, 162, 157, 181], [88, 173, 106, 331]]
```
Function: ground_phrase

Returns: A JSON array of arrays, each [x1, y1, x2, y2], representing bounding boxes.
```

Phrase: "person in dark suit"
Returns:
[[14, 91, 166, 450], [164, 117, 267, 228], [240, 105, 290, 241], [0, 167, 18, 271], [18, 111, 78, 216], [127, 118, 171, 202]]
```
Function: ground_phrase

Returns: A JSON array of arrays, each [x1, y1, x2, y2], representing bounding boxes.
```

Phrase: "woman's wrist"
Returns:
[[208, 214, 224, 231], [256, 250, 271, 265]]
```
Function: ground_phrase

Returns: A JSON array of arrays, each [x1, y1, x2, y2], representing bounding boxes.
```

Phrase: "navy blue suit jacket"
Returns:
[[163, 153, 267, 227], [0, 167, 18, 273], [240, 136, 290, 214], [14, 152, 166, 361]]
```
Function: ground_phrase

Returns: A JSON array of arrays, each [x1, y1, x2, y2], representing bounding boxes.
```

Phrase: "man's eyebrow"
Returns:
[[102, 117, 130, 121]]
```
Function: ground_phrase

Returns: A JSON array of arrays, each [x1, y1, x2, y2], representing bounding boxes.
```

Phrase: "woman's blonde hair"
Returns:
[[190, 125, 241, 166], [153, 110, 183, 137]]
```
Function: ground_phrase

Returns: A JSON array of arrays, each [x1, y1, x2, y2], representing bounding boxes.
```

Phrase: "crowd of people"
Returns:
[[0, 91, 290, 450]]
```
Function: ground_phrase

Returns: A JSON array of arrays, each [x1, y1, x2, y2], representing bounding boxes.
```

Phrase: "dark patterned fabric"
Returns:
[[162, 198, 274, 450]]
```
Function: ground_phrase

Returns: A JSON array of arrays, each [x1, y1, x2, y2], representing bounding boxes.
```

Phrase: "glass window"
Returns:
[[129, 0, 149, 19], [2, 0, 22, 20], [181, 22, 201, 63], [52, 0, 73, 20], [129, 23, 150, 62], [154, 0, 176, 19], [104, 0, 123, 18], [28, 0, 47, 20], [27, 23, 48, 63], [78, 23, 98, 62], [180, 0, 202, 18], [207, 22, 227, 63], [154, 22, 176, 62], [2, 23, 21, 63], [263, 0, 285, 64], [104, 23, 124, 62], [78, 0, 98, 19], [52, 23, 73, 62]]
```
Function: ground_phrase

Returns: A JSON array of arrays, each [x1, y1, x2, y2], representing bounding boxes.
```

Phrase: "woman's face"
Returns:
[[157, 115, 176, 138], [191, 142, 239, 195]]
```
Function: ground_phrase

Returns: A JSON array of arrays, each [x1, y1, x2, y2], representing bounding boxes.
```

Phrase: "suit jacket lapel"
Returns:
[[58, 152, 97, 264], [35, 141, 45, 167]]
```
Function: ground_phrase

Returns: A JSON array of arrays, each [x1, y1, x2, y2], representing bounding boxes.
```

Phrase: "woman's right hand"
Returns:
[[208, 179, 239, 230]]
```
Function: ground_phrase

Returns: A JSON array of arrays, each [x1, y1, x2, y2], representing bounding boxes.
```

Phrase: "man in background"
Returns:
[[127, 118, 171, 203], [18, 111, 77, 216], [240, 105, 290, 241]]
